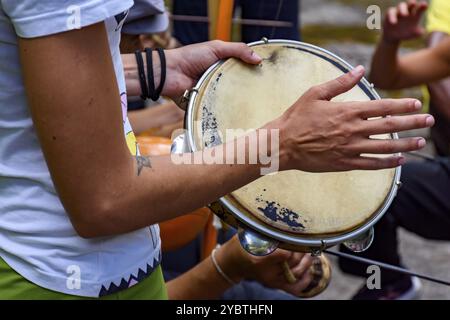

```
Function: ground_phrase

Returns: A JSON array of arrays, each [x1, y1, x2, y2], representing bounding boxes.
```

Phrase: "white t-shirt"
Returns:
[[0, 0, 161, 297]]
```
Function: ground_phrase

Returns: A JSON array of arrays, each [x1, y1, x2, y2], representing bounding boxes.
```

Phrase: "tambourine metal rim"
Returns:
[[184, 39, 402, 248]]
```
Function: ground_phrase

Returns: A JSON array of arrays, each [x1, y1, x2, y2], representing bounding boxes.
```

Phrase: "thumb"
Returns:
[[268, 248, 293, 263], [210, 40, 262, 65], [309, 65, 365, 101]]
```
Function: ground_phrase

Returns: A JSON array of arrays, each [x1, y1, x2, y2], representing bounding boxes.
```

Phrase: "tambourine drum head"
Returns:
[[192, 43, 396, 236]]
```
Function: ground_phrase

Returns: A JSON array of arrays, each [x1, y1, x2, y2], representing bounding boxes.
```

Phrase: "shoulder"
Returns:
[[3, 0, 133, 38]]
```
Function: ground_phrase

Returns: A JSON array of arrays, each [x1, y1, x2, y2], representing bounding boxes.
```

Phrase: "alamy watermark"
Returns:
[[66, 5, 81, 30], [366, 264, 382, 290], [367, 5, 382, 30], [171, 128, 280, 176], [66, 264, 81, 290]]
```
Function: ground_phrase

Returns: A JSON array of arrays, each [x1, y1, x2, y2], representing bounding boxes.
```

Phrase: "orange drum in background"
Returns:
[[138, 121, 183, 139], [131, 101, 185, 138], [136, 135, 217, 254], [158, 208, 212, 252], [136, 136, 171, 156]]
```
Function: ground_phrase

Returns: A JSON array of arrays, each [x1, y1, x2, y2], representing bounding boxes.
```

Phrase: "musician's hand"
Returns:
[[163, 40, 262, 99], [268, 65, 435, 172], [383, 0, 428, 44], [243, 249, 315, 296], [217, 236, 314, 296]]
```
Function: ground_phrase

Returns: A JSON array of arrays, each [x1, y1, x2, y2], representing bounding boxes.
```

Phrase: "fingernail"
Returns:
[[414, 100, 422, 110], [425, 116, 435, 126], [417, 138, 426, 148], [351, 65, 365, 76], [398, 157, 406, 166], [251, 51, 262, 61]]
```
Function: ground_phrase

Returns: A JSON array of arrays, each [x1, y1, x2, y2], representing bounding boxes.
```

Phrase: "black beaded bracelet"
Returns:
[[134, 50, 148, 100]]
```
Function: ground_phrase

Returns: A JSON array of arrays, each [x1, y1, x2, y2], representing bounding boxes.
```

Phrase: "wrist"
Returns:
[[262, 117, 292, 171], [124, 50, 169, 99], [160, 49, 185, 99], [216, 237, 250, 282], [381, 33, 401, 46], [123, 51, 161, 98]]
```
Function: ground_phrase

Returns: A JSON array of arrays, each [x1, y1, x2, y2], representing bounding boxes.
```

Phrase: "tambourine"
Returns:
[[171, 39, 402, 297]]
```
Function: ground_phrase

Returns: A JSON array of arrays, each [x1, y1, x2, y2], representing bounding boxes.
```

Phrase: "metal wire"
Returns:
[[169, 14, 293, 27], [324, 249, 450, 287], [270, 0, 285, 39]]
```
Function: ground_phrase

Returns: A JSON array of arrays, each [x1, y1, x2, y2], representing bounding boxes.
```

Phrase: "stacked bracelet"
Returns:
[[144, 48, 156, 101], [135, 47, 166, 101], [135, 50, 148, 100], [154, 48, 166, 101]]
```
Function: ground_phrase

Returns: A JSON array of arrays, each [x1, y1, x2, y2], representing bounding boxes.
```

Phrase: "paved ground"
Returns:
[[299, 0, 450, 300]]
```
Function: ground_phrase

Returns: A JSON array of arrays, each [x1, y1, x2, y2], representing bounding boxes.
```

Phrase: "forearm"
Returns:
[[428, 78, 450, 120], [123, 49, 186, 100], [123, 52, 157, 98], [167, 257, 232, 300], [370, 37, 450, 90], [167, 236, 246, 300], [73, 132, 272, 237], [127, 107, 154, 135], [426, 33, 450, 120], [369, 39, 401, 89], [127, 102, 184, 136]]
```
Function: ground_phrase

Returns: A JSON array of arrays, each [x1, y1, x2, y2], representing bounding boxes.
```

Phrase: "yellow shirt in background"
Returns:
[[426, 0, 450, 34], [421, 0, 450, 112]]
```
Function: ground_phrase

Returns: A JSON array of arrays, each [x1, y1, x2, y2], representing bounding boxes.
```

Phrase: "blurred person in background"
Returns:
[[424, 0, 450, 156], [339, 0, 450, 300], [172, 0, 301, 45], [121, 0, 184, 137]]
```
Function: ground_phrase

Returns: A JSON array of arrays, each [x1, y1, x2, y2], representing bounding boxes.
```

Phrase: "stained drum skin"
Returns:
[[194, 44, 396, 235]]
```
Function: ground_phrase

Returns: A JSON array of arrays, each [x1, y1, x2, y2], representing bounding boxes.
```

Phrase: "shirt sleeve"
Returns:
[[1, 0, 134, 38]]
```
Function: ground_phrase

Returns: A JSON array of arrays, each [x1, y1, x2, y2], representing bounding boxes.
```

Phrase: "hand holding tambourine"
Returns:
[[282, 255, 331, 298], [232, 239, 331, 298]]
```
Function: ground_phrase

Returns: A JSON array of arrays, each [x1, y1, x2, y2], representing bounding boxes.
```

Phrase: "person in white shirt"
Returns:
[[0, 0, 433, 299]]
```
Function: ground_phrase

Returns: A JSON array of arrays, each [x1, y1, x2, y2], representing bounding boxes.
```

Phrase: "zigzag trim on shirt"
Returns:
[[98, 250, 162, 297]]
